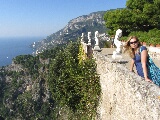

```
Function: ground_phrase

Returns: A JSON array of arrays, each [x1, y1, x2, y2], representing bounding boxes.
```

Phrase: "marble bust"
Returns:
[[93, 31, 101, 51], [95, 31, 99, 46], [87, 32, 91, 45], [112, 29, 123, 59], [114, 29, 123, 54]]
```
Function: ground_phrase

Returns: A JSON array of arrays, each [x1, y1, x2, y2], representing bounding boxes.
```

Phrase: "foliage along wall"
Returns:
[[47, 41, 101, 119]]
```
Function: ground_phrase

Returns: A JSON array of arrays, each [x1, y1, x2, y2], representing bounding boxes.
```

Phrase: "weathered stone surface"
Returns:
[[94, 51, 160, 120]]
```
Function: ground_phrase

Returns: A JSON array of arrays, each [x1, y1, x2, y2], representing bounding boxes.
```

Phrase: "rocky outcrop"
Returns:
[[31, 11, 107, 54], [0, 61, 51, 115], [63, 12, 105, 32]]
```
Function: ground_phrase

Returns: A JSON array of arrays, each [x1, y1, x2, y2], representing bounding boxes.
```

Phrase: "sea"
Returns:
[[0, 37, 44, 67]]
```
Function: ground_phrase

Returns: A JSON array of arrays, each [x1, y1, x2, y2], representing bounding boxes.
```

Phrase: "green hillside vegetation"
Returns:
[[0, 40, 101, 119], [120, 28, 160, 45]]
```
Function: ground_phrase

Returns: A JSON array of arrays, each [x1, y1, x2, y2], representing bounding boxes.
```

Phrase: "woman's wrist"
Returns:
[[130, 69, 134, 72], [144, 76, 148, 79]]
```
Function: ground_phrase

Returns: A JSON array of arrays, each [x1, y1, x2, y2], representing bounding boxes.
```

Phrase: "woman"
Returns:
[[124, 36, 152, 83]]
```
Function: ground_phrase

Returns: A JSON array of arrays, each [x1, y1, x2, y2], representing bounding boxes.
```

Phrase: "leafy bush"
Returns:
[[120, 28, 160, 45], [48, 41, 101, 119]]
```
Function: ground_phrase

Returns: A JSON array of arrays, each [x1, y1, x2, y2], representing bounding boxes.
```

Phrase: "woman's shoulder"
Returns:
[[140, 45, 147, 51]]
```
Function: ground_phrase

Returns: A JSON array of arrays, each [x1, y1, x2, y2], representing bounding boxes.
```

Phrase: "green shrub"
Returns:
[[48, 41, 101, 119], [121, 28, 160, 45]]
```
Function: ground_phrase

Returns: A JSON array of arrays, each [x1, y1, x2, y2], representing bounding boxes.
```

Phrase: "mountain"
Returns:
[[31, 11, 108, 54]]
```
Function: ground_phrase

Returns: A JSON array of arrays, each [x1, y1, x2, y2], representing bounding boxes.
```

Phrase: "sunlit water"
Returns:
[[0, 37, 43, 67]]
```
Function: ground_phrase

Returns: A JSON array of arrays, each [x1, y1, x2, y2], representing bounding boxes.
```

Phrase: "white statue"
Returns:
[[94, 31, 101, 51], [95, 31, 99, 46], [81, 33, 84, 42], [112, 29, 123, 59], [114, 29, 123, 53], [88, 32, 91, 45]]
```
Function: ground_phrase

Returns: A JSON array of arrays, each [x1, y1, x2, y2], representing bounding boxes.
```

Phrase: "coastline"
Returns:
[[0, 37, 43, 67]]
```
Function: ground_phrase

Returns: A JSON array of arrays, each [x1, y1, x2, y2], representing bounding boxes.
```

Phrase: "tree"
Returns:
[[104, 8, 133, 35], [104, 0, 160, 36]]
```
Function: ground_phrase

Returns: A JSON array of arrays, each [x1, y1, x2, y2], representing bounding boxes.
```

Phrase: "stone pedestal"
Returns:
[[112, 51, 122, 60], [94, 45, 102, 52], [87, 45, 93, 58]]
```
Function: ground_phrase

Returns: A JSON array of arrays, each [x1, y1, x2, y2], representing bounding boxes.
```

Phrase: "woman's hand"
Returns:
[[130, 70, 134, 72], [145, 78, 153, 83]]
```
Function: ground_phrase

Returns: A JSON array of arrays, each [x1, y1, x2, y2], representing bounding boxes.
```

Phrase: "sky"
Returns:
[[0, 0, 127, 38]]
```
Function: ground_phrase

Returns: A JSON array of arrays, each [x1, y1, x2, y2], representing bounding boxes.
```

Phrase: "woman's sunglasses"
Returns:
[[130, 41, 138, 44]]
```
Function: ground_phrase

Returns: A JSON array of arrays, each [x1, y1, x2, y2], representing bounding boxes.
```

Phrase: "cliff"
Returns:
[[31, 11, 107, 54]]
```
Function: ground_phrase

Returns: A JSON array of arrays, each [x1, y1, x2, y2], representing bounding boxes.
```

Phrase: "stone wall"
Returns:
[[94, 51, 160, 120]]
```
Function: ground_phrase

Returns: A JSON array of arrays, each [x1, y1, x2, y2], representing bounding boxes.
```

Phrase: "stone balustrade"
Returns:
[[93, 51, 160, 120], [148, 46, 160, 60]]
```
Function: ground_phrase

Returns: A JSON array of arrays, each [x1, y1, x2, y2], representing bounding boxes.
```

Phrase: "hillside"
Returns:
[[0, 41, 101, 119], [31, 11, 108, 54]]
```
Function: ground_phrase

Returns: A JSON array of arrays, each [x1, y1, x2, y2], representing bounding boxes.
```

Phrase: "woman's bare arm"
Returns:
[[130, 59, 135, 72], [141, 50, 152, 82]]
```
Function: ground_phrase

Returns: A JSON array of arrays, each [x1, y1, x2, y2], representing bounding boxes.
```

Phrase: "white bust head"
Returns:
[[88, 32, 91, 39], [95, 31, 99, 37], [115, 29, 122, 38]]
